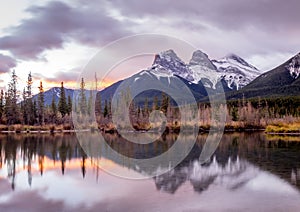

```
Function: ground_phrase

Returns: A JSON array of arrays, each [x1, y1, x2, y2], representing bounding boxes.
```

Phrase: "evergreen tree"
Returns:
[[67, 95, 72, 115], [26, 72, 34, 124], [153, 96, 159, 110], [231, 106, 239, 121], [160, 92, 169, 114], [143, 97, 149, 115], [22, 88, 27, 124], [87, 89, 93, 116], [22, 72, 34, 125], [103, 100, 108, 118], [26, 72, 33, 98], [0, 90, 4, 123], [38, 81, 45, 125], [58, 82, 68, 117], [4, 91, 9, 124], [95, 92, 102, 118], [5, 70, 20, 124], [78, 78, 87, 115], [33, 99, 38, 123], [51, 93, 57, 122]]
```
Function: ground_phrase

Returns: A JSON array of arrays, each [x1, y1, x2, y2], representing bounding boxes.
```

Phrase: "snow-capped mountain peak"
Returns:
[[189, 50, 216, 70], [155, 49, 183, 63], [223, 53, 259, 71], [143, 49, 261, 91], [212, 54, 261, 90], [188, 50, 220, 89], [286, 53, 300, 79], [151, 49, 194, 81]]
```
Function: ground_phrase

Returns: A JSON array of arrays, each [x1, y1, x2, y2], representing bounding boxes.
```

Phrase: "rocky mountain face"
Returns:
[[286, 53, 300, 79], [212, 54, 261, 90], [148, 49, 260, 91], [227, 52, 300, 99]]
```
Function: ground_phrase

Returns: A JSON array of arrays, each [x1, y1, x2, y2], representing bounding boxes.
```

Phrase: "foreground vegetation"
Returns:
[[265, 122, 300, 134]]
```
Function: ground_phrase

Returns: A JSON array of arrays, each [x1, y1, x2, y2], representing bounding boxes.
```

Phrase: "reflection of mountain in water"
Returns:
[[155, 156, 254, 194], [154, 133, 300, 194], [87, 132, 300, 191], [1, 132, 300, 193]]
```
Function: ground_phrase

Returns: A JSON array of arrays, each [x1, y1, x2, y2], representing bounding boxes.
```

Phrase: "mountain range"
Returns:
[[35, 49, 300, 105]]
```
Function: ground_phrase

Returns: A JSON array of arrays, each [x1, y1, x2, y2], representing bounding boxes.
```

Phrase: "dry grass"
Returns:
[[265, 122, 300, 133], [0, 125, 9, 131], [0, 124, 74, 133]]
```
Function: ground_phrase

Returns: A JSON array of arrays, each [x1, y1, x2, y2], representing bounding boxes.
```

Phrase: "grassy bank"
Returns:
[[1, 120, 300, 134], [265, 122, 300, 134], [0, 124, 74, 134]]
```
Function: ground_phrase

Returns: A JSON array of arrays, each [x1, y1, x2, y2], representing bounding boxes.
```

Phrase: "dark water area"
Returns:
[[0, 132, 299, 212]]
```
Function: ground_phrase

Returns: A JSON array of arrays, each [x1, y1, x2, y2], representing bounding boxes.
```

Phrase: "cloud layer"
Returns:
[[0, 0, 300, 81], [0, 54, 17, 73], [0, 1, 130, 60]]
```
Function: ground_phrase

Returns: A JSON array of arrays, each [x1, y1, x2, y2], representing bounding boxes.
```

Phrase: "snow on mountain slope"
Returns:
[[150, 49, 194, 81], [188, 50, 220, 89], [129, 49, 260, 91], [212, 54, 261, 90], [286, 53, 300, 79]]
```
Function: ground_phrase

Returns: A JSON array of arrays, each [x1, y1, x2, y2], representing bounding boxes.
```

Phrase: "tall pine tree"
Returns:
[[0, 90, 4, 123], [58, 82, 68, 118], [5, 70, 20, 124], [67, 95, 72, 115], [23, 72, 34, 125], [78, 78, 87, 115], [38, 81, 45, 125], [51, 93, 57, 123]]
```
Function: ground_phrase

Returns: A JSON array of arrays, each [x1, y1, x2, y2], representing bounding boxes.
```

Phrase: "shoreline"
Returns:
[[0, 128, 281, 134], [0, 124, 298, 135]]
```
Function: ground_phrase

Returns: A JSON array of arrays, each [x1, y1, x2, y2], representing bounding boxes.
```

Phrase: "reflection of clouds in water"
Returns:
[[0, 157, 300, 212], [0, 133, 300, 211]]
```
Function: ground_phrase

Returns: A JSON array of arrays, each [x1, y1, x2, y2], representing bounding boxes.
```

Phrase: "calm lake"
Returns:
[[0, 132, 300, 212]]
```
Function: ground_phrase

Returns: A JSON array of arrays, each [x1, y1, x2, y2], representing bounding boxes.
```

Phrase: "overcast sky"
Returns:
[[0, 0, 300, 92]]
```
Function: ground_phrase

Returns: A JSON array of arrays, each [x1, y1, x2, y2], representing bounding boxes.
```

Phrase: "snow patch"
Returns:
[[212, 55, 261, 90], [286, 54, 300, 79]]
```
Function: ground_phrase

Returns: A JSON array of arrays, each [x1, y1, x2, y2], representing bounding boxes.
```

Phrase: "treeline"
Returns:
[[0, 71, 74, 126], [223, 96, 300, 129], [98, 93, 300, 132], [1, 70, 299, 131], [0, 71, 108, 128]]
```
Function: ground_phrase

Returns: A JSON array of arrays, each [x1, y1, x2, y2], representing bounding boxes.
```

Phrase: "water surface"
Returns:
[[0, 132, 299, 212]]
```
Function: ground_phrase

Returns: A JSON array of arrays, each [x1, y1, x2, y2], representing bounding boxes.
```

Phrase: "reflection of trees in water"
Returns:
[[0, 134, 87, 190], [0, 132, 299, 192], [101, 132, 179, 159]]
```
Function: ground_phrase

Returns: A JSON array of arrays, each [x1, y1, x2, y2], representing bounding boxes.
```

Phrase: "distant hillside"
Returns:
[[227, 53, 300, 99], [32, 87, 74, 106]]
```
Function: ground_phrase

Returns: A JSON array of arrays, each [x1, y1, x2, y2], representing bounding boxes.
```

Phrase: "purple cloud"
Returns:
[[0, 0, 299, 71], [109, 0, 300, 32], [0, 1, 130, 60], [0, 54, 17, 73], [34, 67, 81, 84]]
